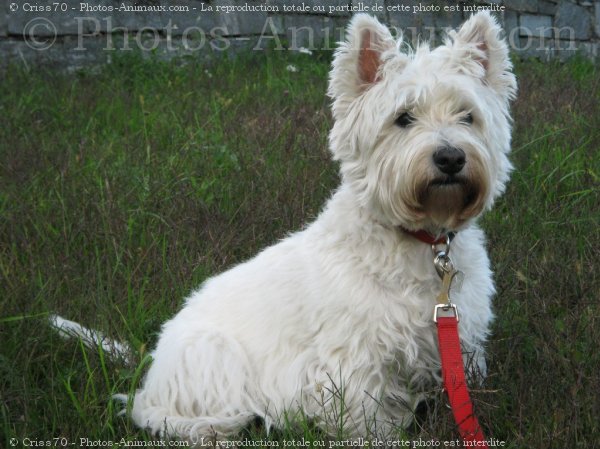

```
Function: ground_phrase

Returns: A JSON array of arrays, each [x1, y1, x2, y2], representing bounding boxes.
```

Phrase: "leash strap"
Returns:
[[404, 227, 489, 445], [436, 316, 488, 447]]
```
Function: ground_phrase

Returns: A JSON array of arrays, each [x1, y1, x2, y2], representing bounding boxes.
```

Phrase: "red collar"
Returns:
[[401, 228, 455, 245]]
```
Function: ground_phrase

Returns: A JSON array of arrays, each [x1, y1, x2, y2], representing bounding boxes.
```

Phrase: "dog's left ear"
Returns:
[[329, 14, 397, 118], [451, 12, 517, 100]]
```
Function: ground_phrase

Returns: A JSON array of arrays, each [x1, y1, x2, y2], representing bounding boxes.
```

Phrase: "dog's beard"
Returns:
[[418, 149, 489, 229], [420, 177, 482, 229], [377, 158, 489, 231], [366, 173, 486, 231]]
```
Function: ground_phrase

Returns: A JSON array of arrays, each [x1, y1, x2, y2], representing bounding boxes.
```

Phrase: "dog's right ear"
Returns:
[[328, 14, 396, 118]]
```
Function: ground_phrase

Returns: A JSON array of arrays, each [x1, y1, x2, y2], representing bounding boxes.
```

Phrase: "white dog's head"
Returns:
[[328, 12, 517, 233]]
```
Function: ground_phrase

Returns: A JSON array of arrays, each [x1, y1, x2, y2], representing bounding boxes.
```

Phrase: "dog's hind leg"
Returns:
[[125, 325, 261, 440]]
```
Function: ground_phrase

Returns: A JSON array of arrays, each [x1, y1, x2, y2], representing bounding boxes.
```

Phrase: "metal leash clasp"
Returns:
[[432, 236, 461, 323], [432, 235, 452, 279]]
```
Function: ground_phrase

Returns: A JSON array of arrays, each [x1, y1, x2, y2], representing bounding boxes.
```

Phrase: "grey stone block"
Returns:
[[595, 1, 600, 37], [88, 0, 206, 34], [435, 8, 464, 30], [554, 35, 579, 54], [221, 15, 286, 49], [388, 7, 440, 46], [235, 11, 272, 36], [504, 0, 538, 13], [0, 39, 34, 66], [403, 0, 436, 28], [8, 1, 85, 36], [0, 2, 7, 37], [430, 10, 464, 45], [76, 0, 168, 33], [502, 10, 519, 37], [47, 36, 110, 71], [119, 0, 167, 30], [160, 1, 209, 37], [0, 35, 110, 71], [244, 16, 285, 50], [252, 15, 285, 37], [84, 32, 214, 66], [387, 8, 413, 32], [555, 1, 592, 40], [283, 15, 344, 50], [538, 1, 558, 15], [520, 14, 553, 38], [209, 0, 269, 35], [515, 36, 554, 61]]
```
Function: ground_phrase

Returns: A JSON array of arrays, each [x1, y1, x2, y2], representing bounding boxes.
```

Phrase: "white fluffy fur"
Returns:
[[121, 12, 516, 442]]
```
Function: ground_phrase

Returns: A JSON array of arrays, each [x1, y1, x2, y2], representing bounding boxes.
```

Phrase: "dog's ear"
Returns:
[[450, 11, 517, 100], [328, 14, 396, 118]]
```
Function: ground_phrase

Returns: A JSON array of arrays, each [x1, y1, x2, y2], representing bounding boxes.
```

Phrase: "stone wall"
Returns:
[[1, 0, 599, 71]]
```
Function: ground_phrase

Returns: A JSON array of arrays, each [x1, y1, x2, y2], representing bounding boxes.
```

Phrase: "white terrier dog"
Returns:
[[122, 11, 516, 441]]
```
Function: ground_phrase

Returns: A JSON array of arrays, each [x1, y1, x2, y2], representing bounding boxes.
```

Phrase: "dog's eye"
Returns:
[[395, 112, 416, 128], [460, 113, 474, 125]]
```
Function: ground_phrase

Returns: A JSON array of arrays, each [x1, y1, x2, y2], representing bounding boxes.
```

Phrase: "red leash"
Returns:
[[436, 315, 488, 446], [404, 228, 488, 446]]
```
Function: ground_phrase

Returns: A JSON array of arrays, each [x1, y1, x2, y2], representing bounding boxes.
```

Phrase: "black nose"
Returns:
[[433, 146, 466, 175]]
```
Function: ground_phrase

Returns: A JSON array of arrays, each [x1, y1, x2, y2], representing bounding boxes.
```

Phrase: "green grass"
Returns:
[[1, 52, 598, 448]]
